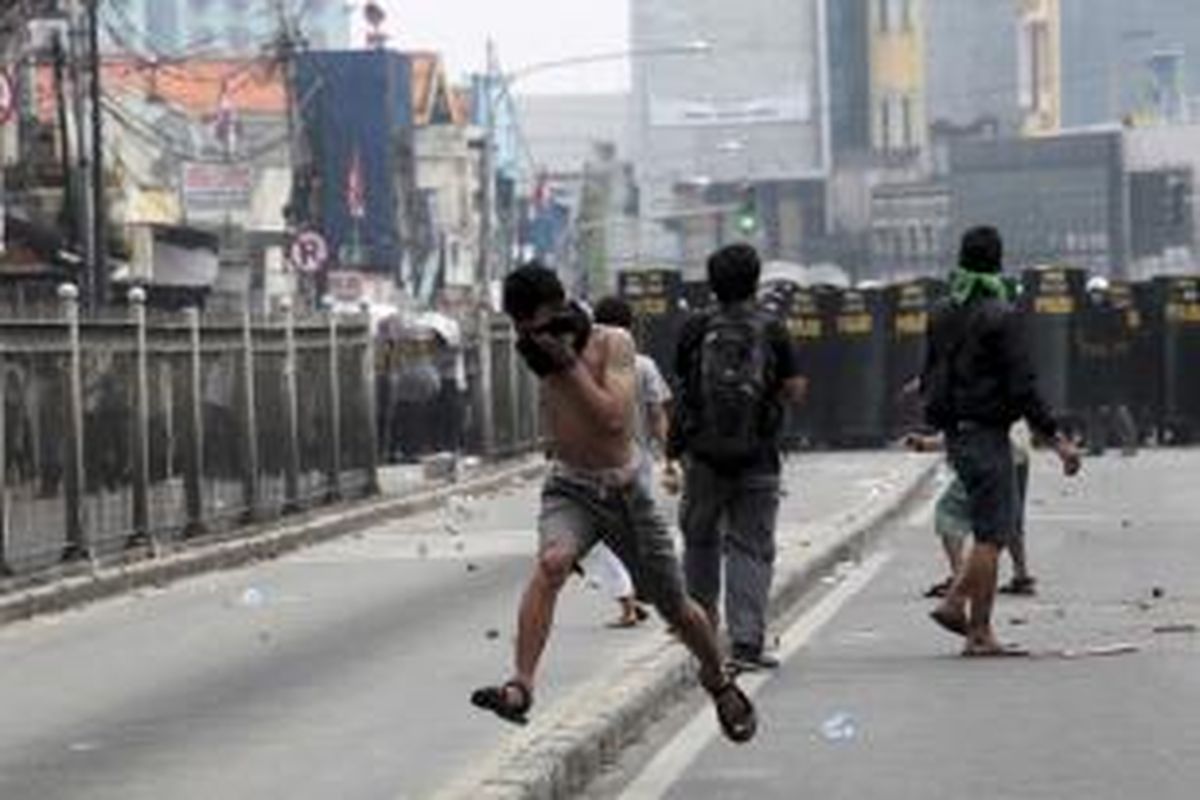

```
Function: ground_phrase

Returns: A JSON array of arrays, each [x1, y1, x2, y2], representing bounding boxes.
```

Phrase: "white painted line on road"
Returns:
[[618, 551, 893, 800]]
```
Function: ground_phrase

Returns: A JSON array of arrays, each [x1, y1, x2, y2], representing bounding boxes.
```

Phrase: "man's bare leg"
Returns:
[[1008, 537, 1030, 581], [510, 542, 577, 698], [931, 546, 972, 635], [942, 536, 965, 577], [962, 541, 1010, 653], [666, 597, 728, 688], [662, 594, 757, 742]]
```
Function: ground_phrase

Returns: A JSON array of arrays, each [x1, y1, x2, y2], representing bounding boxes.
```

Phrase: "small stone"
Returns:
[[466, 562, 479, 573], [1151, 587, 1165, 599], [1121, 519, 1132, 530], [485, 628, 500, 640], [1009, 616, 1029, 627]]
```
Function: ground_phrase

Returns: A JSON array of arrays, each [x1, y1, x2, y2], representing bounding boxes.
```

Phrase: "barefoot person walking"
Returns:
[[471, 263, 756, 743], [921, 227, 1081, 656]]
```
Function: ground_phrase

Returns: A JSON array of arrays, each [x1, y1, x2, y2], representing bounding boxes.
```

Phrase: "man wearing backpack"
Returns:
[[666, 243, 808, 672], [922, 226, 1081, 656]]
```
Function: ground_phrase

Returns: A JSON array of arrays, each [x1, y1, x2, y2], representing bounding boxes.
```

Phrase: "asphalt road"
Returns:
[[592, 449, 1200, 800], [0, 452, 918, 800]]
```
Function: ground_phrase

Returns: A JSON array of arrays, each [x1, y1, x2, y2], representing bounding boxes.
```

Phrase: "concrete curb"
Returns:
[[442, 456, 939, 800], [0, 457, 547, 628]]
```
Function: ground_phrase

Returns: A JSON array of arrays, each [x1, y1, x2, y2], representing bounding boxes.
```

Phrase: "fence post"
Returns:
[[281, 298, 301, 511], [326, 311, 342, 501], [239, 307, 260, 522], [127, 287, 152, 549], [0, 344, 10, 577], [479, 311, 496, 457], [183, 307, 205, 537], [59, 283, 89, 563], [508, 324, 521, 455], [360, 302, 379, 494]]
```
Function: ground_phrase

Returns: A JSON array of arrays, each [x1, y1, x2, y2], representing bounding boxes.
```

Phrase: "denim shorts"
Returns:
[[538, 463, 687, 617]]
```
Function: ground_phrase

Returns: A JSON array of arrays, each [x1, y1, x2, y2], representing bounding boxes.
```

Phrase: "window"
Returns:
[[880, 0, 911, 34]]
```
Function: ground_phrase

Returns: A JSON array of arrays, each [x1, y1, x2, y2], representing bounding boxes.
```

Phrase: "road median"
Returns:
[[435, 452, 939, 800]]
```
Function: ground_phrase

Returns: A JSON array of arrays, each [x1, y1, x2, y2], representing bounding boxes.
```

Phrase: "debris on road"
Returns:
[[240, 587, 265, 608], [485, 628, 500, 641], [1152, 623, 1198, 635], [820, 712, 857, 742]]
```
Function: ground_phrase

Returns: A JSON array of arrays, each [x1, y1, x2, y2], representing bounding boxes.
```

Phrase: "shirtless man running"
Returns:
[[471, 262, 756, 743]]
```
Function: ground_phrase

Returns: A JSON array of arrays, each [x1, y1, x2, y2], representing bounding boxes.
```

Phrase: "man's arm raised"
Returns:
[[544, 329, 635, 436]]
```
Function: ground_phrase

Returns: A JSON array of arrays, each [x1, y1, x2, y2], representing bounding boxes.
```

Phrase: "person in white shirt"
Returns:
[[577, 296, 673, 628]]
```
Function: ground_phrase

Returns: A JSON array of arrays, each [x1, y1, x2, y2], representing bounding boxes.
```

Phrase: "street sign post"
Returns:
[[288, 229, 329, 274]]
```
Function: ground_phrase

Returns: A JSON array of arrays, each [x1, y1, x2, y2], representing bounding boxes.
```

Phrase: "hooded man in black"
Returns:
[[921, 226, 1081, 656]]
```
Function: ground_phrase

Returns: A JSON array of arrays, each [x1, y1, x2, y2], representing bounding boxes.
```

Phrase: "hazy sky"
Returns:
[[362, 1, 631, 95]]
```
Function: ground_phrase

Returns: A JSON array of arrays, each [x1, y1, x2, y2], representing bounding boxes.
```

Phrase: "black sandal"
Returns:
[[470, 679, 532, 726], [707, 678, 757, 744], [923, 577, 953, 598], [998, 576, 1037, 596]]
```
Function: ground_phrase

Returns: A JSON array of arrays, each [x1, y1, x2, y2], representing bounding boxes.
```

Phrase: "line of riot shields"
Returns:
[[618, 268, 1200, 450]]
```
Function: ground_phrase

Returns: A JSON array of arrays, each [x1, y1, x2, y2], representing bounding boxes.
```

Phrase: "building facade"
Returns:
[[629, 0, 832, 273]]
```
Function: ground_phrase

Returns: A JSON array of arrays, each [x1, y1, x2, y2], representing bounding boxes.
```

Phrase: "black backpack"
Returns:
[[687, 309, 777, 462]]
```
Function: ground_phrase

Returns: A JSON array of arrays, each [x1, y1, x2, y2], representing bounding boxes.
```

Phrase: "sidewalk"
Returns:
[[435, 450, 938, 800], [0, 453, 544, 627]]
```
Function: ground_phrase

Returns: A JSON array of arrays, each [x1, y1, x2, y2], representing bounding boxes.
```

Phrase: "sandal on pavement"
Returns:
[[998, 576, 1037, 596], [470, 680, 532, 726], [706, 678, 757, 744], [923, 577, 953, 598], [961, 642, 1031, 658]]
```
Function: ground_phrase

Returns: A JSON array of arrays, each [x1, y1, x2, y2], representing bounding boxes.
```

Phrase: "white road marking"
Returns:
[[618, 552, 893, 800]]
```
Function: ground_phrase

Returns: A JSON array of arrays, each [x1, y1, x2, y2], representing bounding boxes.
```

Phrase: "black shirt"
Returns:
[[922, 296, 1059, 440], [668, 303, 801, 473]]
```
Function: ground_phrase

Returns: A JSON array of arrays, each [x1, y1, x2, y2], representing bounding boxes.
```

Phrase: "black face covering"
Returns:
[[536, 300, 593, 354]]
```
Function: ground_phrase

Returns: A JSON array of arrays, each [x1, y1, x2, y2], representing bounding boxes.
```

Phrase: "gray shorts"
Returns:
[[936, 454, 1030, 544], [945, 426, 1017, 546], [538, 463, 687, 619]]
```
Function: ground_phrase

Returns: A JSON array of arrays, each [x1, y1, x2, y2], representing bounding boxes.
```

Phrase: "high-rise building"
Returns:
[[924, 0, 1022, 134], [630, 0, 832, 270], [1059, 0, 1200, 127], [120, 0, 352, 56], [830, 0, 929, 157]]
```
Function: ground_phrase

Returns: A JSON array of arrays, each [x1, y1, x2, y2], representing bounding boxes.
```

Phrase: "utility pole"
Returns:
[[67, 0, 95, 303], [276, 0, 312, 307], [87, 0, 106, 308], [477, 38, 497, 294]]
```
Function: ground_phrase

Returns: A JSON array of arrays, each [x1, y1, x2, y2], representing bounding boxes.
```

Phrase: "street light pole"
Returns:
[[86, 0, 106, 308]]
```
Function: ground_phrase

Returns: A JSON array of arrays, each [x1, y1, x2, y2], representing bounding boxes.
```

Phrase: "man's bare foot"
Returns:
[[929, 605, 969, 637]]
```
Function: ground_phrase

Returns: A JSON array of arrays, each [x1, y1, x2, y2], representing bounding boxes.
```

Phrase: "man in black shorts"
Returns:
[[922, 227, 1081, 656]]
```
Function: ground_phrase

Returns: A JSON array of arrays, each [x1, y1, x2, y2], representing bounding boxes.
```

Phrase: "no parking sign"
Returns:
[[288, 230, 329, 274]]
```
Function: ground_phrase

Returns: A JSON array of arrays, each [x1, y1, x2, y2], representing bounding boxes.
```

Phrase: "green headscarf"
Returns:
[[949, 267, 1017, 305]]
